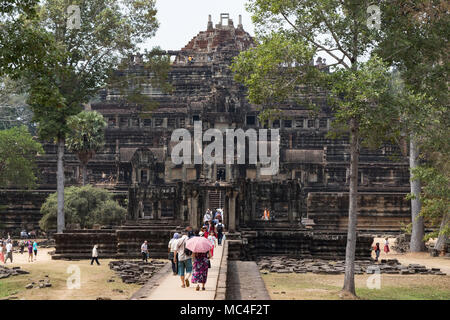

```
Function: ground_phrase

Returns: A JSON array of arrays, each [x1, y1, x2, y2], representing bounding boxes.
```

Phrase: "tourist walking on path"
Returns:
[[91, 244, 100, 265], [203, 210, 211, 224], [191, 251, 210, 291], [141, 241, 149, 263], [4, 241, 13, 264], [175, 231, 192, 288], [207, 233, 216, 258], [384, 238, 390, 254], [186, 226, 195, 239], [32, 241, 38, 261], [19, 240, 25, 254], [27, 241, 33, 262], [374, 243, 381, 262], [0, 240, 4, 263], [185, 236, 213, 292], [216, 221, 225, 245], [199, 226, 207, 238], [168, 233, 180, 275]]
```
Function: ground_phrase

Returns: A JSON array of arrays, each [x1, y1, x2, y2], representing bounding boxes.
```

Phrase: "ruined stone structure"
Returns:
[[1, 15, 411, 259]]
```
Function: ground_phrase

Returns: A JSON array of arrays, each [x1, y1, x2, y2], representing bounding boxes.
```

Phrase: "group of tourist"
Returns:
[[135, 210, 227, 292], [202, 208, 225, 246], [0, 237, 38, 264], [373, 238, 390, 261], [168, 227, 213, 291]]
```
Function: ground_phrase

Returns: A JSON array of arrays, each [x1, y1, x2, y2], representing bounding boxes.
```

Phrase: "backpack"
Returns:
[[181, 238, 192, 256], [217, 223, 223, 233]]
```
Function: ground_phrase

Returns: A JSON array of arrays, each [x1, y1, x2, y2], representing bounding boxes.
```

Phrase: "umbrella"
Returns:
[[186, 236, 213, 253]]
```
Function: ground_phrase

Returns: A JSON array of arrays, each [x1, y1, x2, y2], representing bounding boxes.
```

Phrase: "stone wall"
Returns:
[[227, 230, 372, 261], [0, 190, 52, 236]]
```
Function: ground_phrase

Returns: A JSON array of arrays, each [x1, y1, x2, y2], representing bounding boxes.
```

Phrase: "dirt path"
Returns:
[[371, 237, 450, 274]]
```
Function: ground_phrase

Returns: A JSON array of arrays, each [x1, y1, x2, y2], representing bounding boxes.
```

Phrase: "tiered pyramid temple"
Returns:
[[1, 14, 411, 260]]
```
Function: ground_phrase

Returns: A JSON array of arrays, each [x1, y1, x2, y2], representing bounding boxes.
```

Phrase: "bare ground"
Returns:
[[0, 248, 142, 300]]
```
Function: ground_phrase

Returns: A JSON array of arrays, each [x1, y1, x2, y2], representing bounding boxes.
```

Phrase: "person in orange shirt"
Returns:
[[262, 208, 270, 221]]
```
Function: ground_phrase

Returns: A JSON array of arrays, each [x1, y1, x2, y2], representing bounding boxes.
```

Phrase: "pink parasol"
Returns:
[[186, 236, 213, 253]]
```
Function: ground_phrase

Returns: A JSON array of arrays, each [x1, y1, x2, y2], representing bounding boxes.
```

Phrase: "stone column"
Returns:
[[190, 190, 199, 228], [205, 190, 210, 211], [227, 190, 237, 232], [182, 165, 187, 181], [287, 186, 294, 223], [251, 186, 256, 222], [187, 196, 192, 223], [226, 164, 232, 182]]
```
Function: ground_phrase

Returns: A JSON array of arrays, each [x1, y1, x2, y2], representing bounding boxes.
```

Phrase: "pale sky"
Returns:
[[141, 0, 255, 51]]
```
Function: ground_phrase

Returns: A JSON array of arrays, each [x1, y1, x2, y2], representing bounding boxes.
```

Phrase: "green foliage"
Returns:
[[39, 185, 126, 231], [326, 57, 398, 148], [233, 0, 397, 147], [0, 126, 44, 188], [2, 0, 161, 142], [66, 110, 107, 164], [0, 77, 36, 133], [412, 165, 450, 236]]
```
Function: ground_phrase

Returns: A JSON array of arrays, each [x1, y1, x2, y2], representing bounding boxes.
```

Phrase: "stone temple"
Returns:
[[0, 15, 411, 260]]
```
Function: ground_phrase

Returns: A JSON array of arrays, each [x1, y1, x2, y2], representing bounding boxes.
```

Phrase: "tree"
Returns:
[[411, 165, 449, 252], [0, 126, 44, 188], [232, 0, 397, 296], [377, 0, 449, 252], [0, 77, 36, 134], [39, 185, 126, 231], [4, 0, 161, 233], [66, 110, 107, 185]]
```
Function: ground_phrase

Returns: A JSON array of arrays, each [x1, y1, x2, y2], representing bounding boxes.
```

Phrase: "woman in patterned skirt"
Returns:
[[191, 251, 210, 291]]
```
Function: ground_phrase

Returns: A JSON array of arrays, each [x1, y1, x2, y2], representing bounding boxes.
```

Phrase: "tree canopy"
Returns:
[[39, 185, 127, 231], [66, 110, 107, 185], [0, 125, 44, 188]]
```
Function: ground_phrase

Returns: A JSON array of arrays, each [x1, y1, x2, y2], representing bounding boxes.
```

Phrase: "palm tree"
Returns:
[[66, 111, 107, 185]]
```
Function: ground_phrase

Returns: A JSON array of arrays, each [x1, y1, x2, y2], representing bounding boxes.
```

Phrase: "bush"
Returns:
[[39, 185, 126, 231]]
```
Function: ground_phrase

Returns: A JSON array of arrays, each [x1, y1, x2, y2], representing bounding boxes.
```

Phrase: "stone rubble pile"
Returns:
[[108, 260, 166, 285], [0, 265, 30, 279], [25, 276, 52, 289], [256, 256, 447, 276], [391, 234, 411, 253]]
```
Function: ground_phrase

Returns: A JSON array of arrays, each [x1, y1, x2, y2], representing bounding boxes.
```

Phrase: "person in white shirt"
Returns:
[[175, 232, 192, 288], [168, 233, 180, 275], [5, 242, 13, 264], [90, 244, 100, 265], [141, 241, 149, 262], [203, 209, 212, 224]]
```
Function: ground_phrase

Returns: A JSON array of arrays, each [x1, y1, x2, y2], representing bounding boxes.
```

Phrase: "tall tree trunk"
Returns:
[[81, 162, 87, 186], [342, 118, 359, 296], [409, 136, 426, 252], [57, 137, 65, 233], [435, 213, 449, 252]]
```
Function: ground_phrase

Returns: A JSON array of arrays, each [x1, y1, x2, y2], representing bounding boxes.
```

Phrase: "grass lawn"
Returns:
[[262, 272, 450, 300], [0, 248, 143, 300]]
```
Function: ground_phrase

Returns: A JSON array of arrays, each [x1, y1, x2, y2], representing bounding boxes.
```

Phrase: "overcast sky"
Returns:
[[141, 0, 255, 51]]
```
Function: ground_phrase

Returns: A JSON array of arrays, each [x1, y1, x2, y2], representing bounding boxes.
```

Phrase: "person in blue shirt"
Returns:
[[32, 241, 38, 261]]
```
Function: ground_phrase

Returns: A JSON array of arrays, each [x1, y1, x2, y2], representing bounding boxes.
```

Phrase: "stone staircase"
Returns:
[[209, 189, 225, 210]]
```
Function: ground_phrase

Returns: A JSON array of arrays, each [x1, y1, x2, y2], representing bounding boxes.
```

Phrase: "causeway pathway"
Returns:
[[132, 243, 224, 300]]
